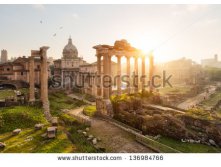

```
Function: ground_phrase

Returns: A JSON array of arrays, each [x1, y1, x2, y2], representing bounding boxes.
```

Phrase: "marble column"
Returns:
[[103, 54, 109, 99], [108, 54, 112, 96], [117, 55, 122, 95], [61, 70, 63, 89], [141, 55, 146, 93], [29, 56, 35, 102], [126, 56, 130, 94], [40, 47, 49, 102], [149, 53, 154, 92], [40, 46, 51, 121], [134, 56, 139, 93], [96, 54, 102, 97]]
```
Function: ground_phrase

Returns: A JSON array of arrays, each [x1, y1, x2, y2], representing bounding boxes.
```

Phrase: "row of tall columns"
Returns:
[[96, 53, 154, 99]]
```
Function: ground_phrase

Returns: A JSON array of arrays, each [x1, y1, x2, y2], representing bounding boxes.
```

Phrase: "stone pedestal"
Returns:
[[96, 97, 113, 117]]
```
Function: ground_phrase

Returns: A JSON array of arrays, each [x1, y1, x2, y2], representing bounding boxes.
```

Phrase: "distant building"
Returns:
[[201, 54, 221, 68], [1, 49, 8, 63], [156, 57, 203, 84], [47, 57, 54, 66], [54, 36, 117, 96], [0, 56, 50, 85]]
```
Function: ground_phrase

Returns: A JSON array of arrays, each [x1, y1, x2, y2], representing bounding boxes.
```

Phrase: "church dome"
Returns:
[[63, 37, 78, 59]]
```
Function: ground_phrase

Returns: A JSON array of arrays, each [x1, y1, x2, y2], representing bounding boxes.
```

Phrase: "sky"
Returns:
[[0, 4, 221, 63]]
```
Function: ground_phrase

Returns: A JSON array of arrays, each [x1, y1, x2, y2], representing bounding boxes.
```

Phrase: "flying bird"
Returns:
[[40, 20, 43, 24], [53, 33, 56, 37]]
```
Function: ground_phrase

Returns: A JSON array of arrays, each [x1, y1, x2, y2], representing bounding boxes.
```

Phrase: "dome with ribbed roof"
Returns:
[[63, 36, 78, 59]]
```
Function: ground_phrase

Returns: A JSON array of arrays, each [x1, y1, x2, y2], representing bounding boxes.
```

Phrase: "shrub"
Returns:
[[83, 105, 96, 117], [59, 113, 78, 126], [186, 108, 213, 120]]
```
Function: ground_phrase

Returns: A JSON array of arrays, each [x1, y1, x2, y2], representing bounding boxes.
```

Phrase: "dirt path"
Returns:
[[68, 108, 154, 153], [177, 85, 216, 110], [68, 94, 95, 105], [89, 118, 154, 153]]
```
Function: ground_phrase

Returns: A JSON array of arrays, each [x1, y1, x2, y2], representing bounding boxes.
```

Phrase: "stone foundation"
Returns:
[[113, 98, 221, 147], [96, 97, 113, 117]]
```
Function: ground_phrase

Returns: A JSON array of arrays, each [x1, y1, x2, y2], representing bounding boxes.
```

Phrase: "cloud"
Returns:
[[186, 5, 209, 12], [32, 4, 45, 11], [72, 13, 79, 20], [171, 5, 209, 16]]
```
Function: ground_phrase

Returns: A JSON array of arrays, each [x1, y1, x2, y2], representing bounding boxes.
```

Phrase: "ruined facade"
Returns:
[[0, 56, 50, 86]]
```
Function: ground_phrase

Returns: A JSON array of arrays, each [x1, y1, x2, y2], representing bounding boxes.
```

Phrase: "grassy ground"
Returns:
[[49, 92, 86, 116], [185, 108, 214, 120], [0, 91, 98, 153], [0, 128, 74, 153], [83, 105, 96, 117], [158, 85, 192, 95], [0, 106, 48, 133], [201, 90, 221, 107], [0, 89, 15, 100], [158, 136, 221, 153], [0, 88, 29, 100]]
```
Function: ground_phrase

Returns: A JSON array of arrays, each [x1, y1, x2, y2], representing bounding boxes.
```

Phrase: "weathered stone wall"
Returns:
[[113, 98, 221, 147]]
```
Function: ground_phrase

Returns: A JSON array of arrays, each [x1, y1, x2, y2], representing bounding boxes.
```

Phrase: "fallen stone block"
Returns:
[[47, 126, 57, 139], [0, 142, 6, 148], [12, 129, 21, 135], [92, 138, 97, 145], [35, 124, 44, 130], [51, 117, 58, 126]]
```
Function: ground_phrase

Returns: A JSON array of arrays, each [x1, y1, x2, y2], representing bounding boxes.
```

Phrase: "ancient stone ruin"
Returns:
[[93, 40, 154, 117], [29, 46, 51, 121]]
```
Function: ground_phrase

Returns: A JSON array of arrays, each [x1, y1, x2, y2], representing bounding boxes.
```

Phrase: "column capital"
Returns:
[[116, 54, 122, 59], [96, 53, 102, 58], [40, 46, 50, 51], [107, 53, 112, 59], [133, 55, 139, 59]]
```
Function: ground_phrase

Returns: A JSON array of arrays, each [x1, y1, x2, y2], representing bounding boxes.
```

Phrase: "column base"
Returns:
[[28, 99, 36, 105], [96, 97, 113, 118]]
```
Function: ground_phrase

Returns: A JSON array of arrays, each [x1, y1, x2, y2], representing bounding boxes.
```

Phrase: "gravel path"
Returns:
[[68, 107, 154, 153], [177, 85, 216, 110]]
